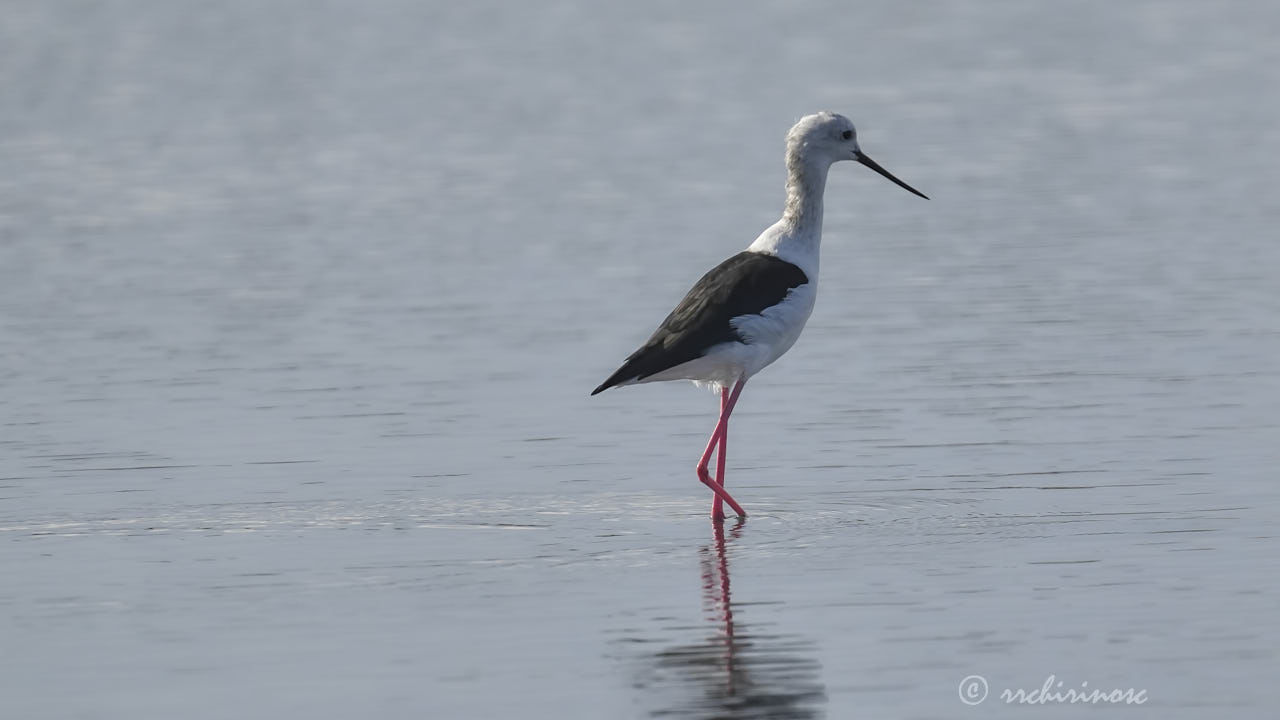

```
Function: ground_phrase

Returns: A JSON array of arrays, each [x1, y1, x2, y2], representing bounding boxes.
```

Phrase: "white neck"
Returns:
[[747, 149, 833, 277], [781, 152, 830, 238]]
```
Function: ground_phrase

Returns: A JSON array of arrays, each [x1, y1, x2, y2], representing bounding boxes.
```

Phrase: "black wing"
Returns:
[[591, 251, 808, 395]]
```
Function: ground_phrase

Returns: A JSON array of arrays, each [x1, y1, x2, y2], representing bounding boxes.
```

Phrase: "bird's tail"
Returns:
[[590, 366, 635, 395], [590, 345, 668, 395]]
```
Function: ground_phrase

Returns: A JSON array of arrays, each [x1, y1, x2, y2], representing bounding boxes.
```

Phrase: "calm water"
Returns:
[[2, 1, 1278, 718]]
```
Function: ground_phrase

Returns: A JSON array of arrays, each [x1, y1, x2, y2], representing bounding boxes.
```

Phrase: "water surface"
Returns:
[[2, 1, 1278, 718]]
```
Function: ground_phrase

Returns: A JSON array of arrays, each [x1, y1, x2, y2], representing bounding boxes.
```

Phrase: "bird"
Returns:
[[591, 112, 927, 521]]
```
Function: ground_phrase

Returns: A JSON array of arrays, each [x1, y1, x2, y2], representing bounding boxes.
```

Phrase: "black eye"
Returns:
[[841, 130, 853, 140]]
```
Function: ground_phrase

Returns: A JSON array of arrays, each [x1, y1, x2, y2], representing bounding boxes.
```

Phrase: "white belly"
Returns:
[[637, 282, 817, 390], [730, 281, 817, 375]]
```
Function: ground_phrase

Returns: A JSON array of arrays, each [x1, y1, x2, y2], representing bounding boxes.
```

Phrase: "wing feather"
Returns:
[[591, 252, 807, 394]]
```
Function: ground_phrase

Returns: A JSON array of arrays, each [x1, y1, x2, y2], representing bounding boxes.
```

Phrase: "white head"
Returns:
[[787, 112, 928, 199]]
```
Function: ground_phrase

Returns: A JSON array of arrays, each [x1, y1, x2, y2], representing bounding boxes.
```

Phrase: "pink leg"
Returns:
[[710, 387, 729, 520], [696, 378, 748, 520]]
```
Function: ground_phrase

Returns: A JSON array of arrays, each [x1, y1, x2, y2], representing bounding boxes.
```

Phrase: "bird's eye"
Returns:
[[841, 130, 853, 140]]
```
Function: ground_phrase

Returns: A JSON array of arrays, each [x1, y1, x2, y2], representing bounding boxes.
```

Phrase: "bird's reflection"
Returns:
[[636, 520, 827, 719]]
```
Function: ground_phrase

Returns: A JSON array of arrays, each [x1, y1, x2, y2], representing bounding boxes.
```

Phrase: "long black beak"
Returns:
[[855, 150, 928, 199]]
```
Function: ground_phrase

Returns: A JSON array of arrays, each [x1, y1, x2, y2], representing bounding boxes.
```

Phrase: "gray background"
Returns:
[[2, 1, 1277, 718]]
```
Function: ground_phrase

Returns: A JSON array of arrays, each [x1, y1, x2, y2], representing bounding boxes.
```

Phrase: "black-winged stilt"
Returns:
[[592, 112, 927, 521]]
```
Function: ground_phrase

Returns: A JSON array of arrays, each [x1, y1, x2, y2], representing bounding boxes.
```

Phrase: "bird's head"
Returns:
[[787, 112, 928, 199]]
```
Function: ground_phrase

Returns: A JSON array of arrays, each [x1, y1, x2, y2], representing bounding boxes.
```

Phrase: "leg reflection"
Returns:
[[641, 520, 826, 719], [701, 518, 741, 686]]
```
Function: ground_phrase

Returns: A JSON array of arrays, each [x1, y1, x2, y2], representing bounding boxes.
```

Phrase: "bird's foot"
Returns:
[[697, 466, 747, 518]]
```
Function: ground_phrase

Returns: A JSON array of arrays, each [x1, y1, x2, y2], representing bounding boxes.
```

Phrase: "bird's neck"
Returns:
[[780, 154, 830, 241], [746, 149, 832, 277]]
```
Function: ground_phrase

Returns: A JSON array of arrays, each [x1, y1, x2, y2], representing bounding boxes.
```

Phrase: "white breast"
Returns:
[[728, 281, 818, 378]]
